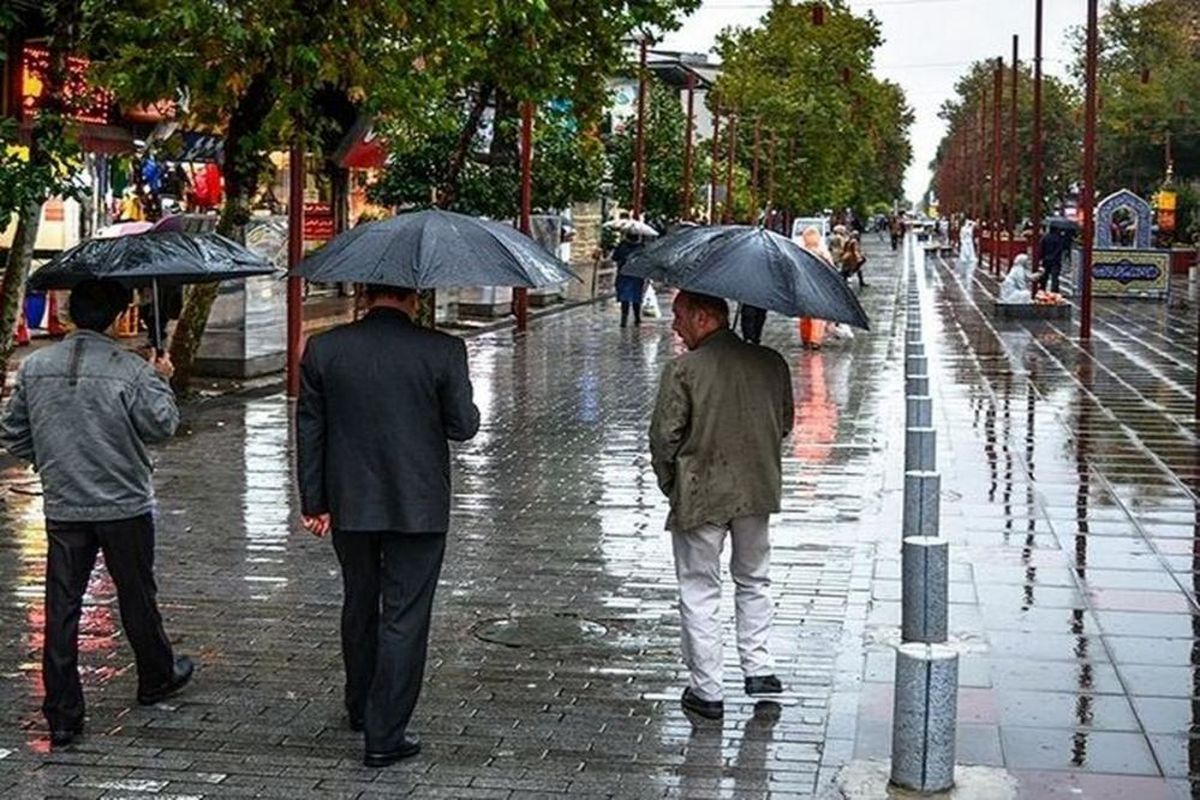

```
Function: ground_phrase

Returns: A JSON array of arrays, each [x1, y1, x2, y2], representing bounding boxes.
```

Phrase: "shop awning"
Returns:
[[334, 116, 386, 170]]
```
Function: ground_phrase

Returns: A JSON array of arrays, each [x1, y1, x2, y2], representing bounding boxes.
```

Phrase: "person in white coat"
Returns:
[[958, 219, 977, 265]]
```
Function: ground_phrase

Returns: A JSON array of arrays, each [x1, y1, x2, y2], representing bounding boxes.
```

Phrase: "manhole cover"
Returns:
[[473, 615, 607, 647]]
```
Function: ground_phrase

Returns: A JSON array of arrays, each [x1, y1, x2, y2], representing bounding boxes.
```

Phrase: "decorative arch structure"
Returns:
[[1095, 189, 1152, 249]]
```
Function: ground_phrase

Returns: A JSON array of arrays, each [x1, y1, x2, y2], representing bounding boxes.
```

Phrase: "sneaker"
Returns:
[[745, 675, 783, 695], [681, 687, 724, 720]]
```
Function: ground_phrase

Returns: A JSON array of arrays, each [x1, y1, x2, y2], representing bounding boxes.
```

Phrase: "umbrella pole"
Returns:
[[152, 277, 163, 357]]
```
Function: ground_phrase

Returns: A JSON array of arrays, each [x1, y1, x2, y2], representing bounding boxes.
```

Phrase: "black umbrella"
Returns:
[[1044, 216, 1081, 232], [623, 225, 870, 329], [294, 208, 578, 288], [29, 231, 275, 352]]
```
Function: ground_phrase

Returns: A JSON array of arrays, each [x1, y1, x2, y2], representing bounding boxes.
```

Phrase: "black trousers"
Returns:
[[43, 514, 175, 730], [333, 531, 446, 753], [740, 305, 767, 344], [620, 301, 641, 326]]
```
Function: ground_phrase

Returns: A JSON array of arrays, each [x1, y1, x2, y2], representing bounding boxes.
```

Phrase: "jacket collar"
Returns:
[[694, 326, 736, 350], [67, 329, 118, 345], [365, 306, 415, 324]]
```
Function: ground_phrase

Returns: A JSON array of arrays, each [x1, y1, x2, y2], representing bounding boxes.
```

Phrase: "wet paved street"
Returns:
[[2, 235, 1200, 798]]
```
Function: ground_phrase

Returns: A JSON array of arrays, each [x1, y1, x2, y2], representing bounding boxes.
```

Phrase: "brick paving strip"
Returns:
[[0, 245, 904, 798]]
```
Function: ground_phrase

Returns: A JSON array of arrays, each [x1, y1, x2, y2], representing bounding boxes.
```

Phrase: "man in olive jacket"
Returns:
[[649, 290, 794, 720], [297, 284, 479, 768]]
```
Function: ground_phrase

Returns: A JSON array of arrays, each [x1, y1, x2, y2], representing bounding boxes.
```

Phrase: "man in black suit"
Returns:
[[296, 284, 480, 768]]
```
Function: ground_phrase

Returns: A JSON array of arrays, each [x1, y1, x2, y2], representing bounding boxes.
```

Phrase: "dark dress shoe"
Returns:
[[138, 656, 195, 705], [745, 675, 784, 695], [680, 687, 724, 720], [364, 734, 421, 767], [50, 723, 83, 748]]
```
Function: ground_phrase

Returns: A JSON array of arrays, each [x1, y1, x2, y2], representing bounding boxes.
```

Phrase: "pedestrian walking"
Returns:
[[739, 303, 768, 345], [613, 232, 646, 327], [1037, 225, 1069, 294], [649, 290, 794, 720], [297, 284, 479, 768], [888, 214, 903, 251], [958, 218, 977, 266], [840, 230, 868, 288], [797, 226, 832, 349], [0, 279, 192, 748]]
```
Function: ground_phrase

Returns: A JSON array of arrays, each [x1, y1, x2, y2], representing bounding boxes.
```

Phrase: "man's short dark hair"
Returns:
[[363, 284, 418, 302], [69, 279, 134, 332], [677, 290, 729, 323]]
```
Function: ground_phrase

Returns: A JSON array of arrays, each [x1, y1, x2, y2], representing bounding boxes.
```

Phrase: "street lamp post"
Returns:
[[1031, 0, 1045, 280], [992, 58, 1003, 274], [632, 36, 648, 219], [286, 138, 304, 399], [1080, 0, 1099, 340], [1009, 35, 1019, 269], [724, 111, 737, 224], [515, 99, 533, 333], [681, 70, 696, 220], [709, 102, 721, 225]]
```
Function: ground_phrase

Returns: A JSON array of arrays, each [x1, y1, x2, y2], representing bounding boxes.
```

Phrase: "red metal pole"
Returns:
[[751, 116, 762, 223], [286, 138, 304, 399], [1009, 35, 1019, 266], [977, 93, 986, 224], [1031, 0, 1045, 276], [1080, 0, 1099, 339], [681, 71, 696, 220], [767, 129, 777, 230], [723, 111, 737, 224], [632, 37, 648, 218], [515, 99, 533, 333], [708, 102, 721, 225], [992, 58, 1003, 274]]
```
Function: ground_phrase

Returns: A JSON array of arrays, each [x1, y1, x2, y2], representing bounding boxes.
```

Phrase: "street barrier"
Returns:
[[891, 643, 958, 792], [892, 240, 957, 793]]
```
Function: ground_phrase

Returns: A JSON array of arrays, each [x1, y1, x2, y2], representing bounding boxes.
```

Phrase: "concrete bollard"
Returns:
[[906, 327, 922, 343], [906, 355, 928, 378], [906, 374, 929, 397], [906, 395, 932, 429], [903, 470, 940, 537], [905, 426, 936, 472], [891, 643, 958, 792], [905, 341, 925, 358], [901, 537, 949, 643]]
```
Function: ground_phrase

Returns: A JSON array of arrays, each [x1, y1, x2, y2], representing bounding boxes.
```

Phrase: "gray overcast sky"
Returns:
[[658, 0, 1094, 203]]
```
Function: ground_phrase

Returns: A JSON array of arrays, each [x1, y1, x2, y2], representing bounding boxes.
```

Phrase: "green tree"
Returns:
[[930, 60, 1080, 221], [82, 0, 466, 390], [608, 79, 689, 228], [0, 2, 86, 386], [713, 0, 913, 220]]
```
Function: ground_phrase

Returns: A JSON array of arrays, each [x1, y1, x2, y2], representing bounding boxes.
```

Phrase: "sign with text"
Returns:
[[1089, 248, 1170, 299], [21, 45, 112, 125], [303, 202, 334, 242]]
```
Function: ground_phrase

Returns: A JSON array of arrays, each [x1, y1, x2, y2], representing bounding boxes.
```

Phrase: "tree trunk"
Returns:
[[0, 202, 44, 393], [439, 83, 494, 207], [167, 73, 275, 393], [168, 197, 244, 392]]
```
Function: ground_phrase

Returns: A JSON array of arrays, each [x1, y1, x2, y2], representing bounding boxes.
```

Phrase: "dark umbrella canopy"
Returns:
[[295, 208, 578, 288], [28, 231, 274, 290], [623, 225, 870, 329], [1044, 216, 1081, 232]]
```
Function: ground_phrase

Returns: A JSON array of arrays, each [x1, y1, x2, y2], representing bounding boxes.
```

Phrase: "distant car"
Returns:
[[791, 216, 831, 244]]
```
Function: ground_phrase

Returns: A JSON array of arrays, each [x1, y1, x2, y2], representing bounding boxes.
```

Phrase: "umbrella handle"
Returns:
[[151, 278, 164, 357]]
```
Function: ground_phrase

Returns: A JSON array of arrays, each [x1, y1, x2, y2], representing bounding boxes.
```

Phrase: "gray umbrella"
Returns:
[[623, 225, 870, 329], [295, 208, 578, 288]]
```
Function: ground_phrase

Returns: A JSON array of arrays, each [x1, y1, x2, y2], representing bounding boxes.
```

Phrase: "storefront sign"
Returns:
[[303, 202, 335, 241], [21, 45, 112, 125], [1089, 248, 1170, 299]]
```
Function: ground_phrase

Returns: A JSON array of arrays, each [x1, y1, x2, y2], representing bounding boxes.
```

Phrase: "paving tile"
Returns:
[[1000, 727, 1158, 774]]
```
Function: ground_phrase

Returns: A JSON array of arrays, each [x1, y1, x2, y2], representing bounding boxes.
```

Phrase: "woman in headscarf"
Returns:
[[797, 226, 833, 349]]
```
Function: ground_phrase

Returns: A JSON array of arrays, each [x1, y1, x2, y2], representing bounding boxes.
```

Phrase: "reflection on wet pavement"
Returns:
[[3, 236, 1200, 796]]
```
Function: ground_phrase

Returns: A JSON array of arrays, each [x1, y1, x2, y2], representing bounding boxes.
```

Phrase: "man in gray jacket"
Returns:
[[650, 290, 794, 720], [0, 280, 193, 748]]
